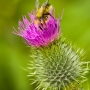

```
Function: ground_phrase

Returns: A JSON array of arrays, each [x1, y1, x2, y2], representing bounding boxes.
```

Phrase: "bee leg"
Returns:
[[43, 19, 46, 25], [39, 26, 43, 30], [49, 13, 54, 18], [41, 23, 43, 26], [40, 19, 46, 27]]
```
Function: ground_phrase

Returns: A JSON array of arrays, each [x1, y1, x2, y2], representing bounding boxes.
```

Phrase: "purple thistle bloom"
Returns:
[[14, 6, 61, 47]]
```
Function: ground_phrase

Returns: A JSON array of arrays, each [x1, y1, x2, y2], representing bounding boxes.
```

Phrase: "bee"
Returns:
[[34, 0, 53, 28]]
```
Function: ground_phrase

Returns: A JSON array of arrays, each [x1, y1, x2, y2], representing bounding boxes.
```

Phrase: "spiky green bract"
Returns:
[[27, 36, 89, 90]]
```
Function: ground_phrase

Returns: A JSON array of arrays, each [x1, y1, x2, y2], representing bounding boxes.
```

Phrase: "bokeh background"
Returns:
[[0, 0, 90, 90]]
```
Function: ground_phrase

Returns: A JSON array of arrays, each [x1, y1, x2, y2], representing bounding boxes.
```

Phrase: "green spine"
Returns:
[[27, 36, 89, 90]]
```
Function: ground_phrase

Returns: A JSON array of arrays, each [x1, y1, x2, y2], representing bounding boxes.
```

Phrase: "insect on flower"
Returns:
[[13, 0, 61, 47], [34, 0, 54, 28]]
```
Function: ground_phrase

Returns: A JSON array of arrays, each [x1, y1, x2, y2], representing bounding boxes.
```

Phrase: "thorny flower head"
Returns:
[[13, 0, 61, 47]]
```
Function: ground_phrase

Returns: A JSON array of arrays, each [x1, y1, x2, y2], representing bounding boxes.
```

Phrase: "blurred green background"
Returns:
[[0, 0, 90, 90]]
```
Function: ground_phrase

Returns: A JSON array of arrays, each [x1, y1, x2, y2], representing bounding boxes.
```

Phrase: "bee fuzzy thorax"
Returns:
[[36, 7, 43, 18], [34, 0, 54, 29]]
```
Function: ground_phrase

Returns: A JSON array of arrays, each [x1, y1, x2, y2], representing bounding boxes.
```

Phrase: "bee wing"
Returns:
[[42, 0, 49, 6], [46, 0, 49, 4], [35, 0, 40, 11]]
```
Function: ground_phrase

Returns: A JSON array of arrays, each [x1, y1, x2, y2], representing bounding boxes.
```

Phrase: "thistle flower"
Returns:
[[14, 0, 89, 90], [13, 1, 60, 47]]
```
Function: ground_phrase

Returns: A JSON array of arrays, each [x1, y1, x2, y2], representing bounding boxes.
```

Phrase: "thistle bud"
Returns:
[[27, 36, 89, 90]]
